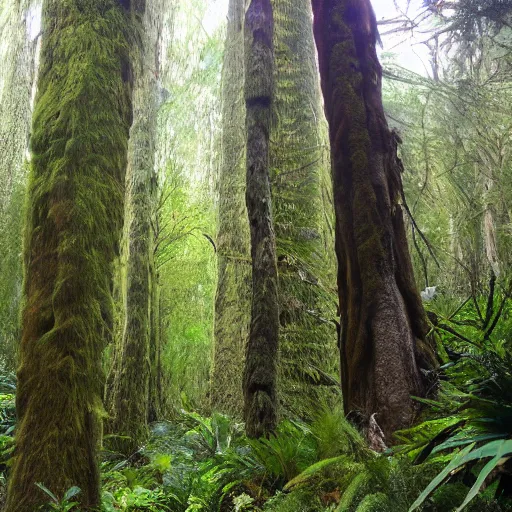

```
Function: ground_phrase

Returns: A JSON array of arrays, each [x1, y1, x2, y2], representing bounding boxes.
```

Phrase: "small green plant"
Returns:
[[36, 483, 80, 512], [106, 486, 173, 511], [233, 492, 254, 511], [0, 372, 16, 435]]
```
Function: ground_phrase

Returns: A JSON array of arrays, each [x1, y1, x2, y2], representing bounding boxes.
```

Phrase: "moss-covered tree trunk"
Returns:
[[211, 0, 252, 416], [311, 0, 435, 441], [243, 0, 279, 439], [107, 0, 163, 454], [0, 0, 40, 371], [271, 0, 339, 418], [4, 0, 133, 509]]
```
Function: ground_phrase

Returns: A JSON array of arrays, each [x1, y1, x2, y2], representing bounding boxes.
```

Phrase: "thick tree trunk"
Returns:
[[311, 0, 435, 441], [271, 0, 339, 418], [107, 0, 162, 454], [243, 0, 279, 439], [4, 0, 133, 509], [211, 0, 252, 417]]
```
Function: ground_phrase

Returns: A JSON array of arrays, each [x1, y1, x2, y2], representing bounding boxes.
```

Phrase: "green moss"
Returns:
[[106, 4, 160, 453], [211, 0, 252, 417], [5, 0, 132, 509], [264, 488, 325, 512], [271, 0, 339, 419], [352, 492, 392, 512]]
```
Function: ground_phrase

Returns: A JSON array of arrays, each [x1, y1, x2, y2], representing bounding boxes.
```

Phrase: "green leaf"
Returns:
[[431, 432, 504, 455], [336, 470, 372, 511], [35, 482, 59, 503], [456, 445, 512, 510], [62, 503, 80, 512], [410, 439, 512, 511], [63, 486, 81, 501], [408, 443, 475, 511]]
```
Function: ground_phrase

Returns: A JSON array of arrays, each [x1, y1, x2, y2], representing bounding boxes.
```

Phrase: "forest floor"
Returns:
[[0, 400, 511, 511], [2, 310, 512, 512]]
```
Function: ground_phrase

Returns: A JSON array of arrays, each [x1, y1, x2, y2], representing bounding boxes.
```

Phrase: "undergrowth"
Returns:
[[0, 384, 510, 511], [1, 294, 512, 511]]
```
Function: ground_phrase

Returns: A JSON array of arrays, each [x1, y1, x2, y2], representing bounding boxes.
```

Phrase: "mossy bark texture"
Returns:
[[211, 0, 252, 417], [271, 0, 339, 418], [243, 0, 279, 439], [107, 0, 163, 454], [5, 0, 132, 509], [311, 0, 434, 441], [0, 0, 40, 371]]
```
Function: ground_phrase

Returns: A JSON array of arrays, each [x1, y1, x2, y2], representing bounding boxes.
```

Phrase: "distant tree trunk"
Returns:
[[4, 0, 133, 509], [271, 0, 339, 418], [478, 148, 501, 277], [149, 265, 164, 420], [0, 0, 40, 371], [211, 0, 252, 417], [312, 0, 435, 441], [107, 0, 163, 454], [243, 0, 279, 439]]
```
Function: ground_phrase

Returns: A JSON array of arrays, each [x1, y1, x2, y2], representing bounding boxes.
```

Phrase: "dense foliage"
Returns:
[[1, 0, 512, 510]]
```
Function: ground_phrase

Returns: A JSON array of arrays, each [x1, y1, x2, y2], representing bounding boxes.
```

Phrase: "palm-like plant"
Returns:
[[401, 348, 512, 510]]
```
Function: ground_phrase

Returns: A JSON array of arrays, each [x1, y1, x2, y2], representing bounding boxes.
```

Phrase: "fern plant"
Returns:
[[248, 420, 317, 487]]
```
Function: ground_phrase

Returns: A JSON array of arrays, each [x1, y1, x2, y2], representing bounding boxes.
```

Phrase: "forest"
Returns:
[[0, 0, 512, 510]]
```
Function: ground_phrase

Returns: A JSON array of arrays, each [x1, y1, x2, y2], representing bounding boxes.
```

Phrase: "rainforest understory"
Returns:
[[1, 0, 512, 510]]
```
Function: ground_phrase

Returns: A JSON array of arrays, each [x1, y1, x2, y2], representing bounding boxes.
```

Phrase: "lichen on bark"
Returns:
[[106, 0, 164, 455], [5, 0, 133, 508], [0, 0, 40, 371]]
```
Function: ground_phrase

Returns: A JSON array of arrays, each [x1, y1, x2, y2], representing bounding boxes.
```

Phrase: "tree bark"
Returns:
[[4, 0, 133, 508], [271, 0, 339, 418], [243, 0, 279, 439], [107, 0, 163, 454], [311, 0, 435, 441], [0, 0, 40, 371], [211, 0, 252, 417]]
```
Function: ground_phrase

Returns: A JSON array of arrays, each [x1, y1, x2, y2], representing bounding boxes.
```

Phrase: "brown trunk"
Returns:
[[311, 0, 435, 441], [243, 0, 279, 439]]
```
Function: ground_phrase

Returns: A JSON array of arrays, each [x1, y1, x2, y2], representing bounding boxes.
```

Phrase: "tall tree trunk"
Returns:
[[0, 0, 40, 371], [243, 0, 279, 439], [311, 0, 435, 441], [107, 0, 163, 454], [211, 0, 252, 417], [4, 0, 133, 509], [271, 0, 339, 418]]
